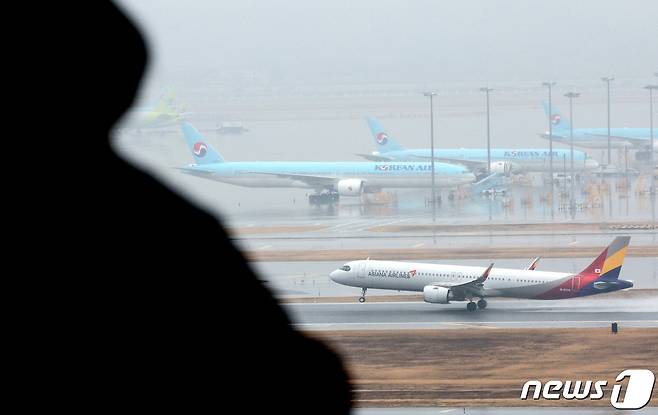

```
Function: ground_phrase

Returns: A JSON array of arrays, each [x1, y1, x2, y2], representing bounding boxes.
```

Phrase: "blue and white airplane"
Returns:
[[177, 122, 482, 199], [357, 117, 599, 174], [540, 101, 658, 151]]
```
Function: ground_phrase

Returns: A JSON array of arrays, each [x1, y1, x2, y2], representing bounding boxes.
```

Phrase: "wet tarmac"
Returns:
[[284, 297, 658, 331], [238, 231, 658, 252]]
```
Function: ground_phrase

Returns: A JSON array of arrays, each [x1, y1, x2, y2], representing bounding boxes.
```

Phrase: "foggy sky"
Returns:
[[117, 0, 658, 86]]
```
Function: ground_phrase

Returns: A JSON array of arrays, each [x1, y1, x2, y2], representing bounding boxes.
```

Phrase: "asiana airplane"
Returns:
[[330, 236, 632, 311]]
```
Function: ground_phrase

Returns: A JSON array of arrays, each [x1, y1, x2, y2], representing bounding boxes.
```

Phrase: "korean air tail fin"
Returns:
[[181, 122, 225, 164], [366, 117, 405, 153], [542, 101, 570, 132], [579, 236, 630, 280]]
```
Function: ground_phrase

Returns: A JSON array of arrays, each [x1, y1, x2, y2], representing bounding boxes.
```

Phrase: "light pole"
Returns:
[[423, 91, 438, 222], [543, 81, 557, 219], [646, 84, 657, 229], [646, 84, 657, 193], [480, 87, 493, 175], [602, 77, 614, 166], [564, 91, 580, 215]]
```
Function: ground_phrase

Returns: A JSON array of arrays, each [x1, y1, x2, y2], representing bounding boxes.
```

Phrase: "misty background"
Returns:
[[117, 0, 657, 87], [112, 0, 658, 223]]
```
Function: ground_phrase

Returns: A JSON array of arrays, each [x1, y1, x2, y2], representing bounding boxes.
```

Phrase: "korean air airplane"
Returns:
[[177, 122, 482, 200], [358, 117, 599, 174], [541, 101, 658, 151], [330, 236, 632, 311]]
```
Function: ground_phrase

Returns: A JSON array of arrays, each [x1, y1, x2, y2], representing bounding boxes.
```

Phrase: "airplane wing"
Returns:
[[583, 133, 648, 147], [355, 153, 394, 162], [436, 158, 488, 170], [407, 155, 488, 171], [245, 171, 339, 187], [433, 263, 493, 297], [174, 166, 216, 176]]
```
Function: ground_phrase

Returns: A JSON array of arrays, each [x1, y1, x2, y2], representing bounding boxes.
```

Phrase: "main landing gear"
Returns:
[[309, 190, 339, 205], [466, 298, 487, 311], [358, 288, 367, 303]]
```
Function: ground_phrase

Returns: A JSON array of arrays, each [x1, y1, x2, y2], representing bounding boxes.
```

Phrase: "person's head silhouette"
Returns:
[[53, 2, 352, 413]]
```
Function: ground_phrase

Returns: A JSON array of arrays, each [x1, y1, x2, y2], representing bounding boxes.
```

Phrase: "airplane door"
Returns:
[[571, 276, 581, 291], [357, 262, 367, 278]]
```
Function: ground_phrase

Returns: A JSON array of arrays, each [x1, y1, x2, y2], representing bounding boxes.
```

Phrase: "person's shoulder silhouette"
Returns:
[[42, 2, 351, 412]]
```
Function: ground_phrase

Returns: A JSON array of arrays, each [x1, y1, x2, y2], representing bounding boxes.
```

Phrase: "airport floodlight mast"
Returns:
[[646, 84, 657, 227], [646, 85, 657, 193], [423, 91, 438, 223], [602, 77, 614, 166], [543, 81, 557, 219], [480, 87, 493, 175], [564, 91, 580, 216]]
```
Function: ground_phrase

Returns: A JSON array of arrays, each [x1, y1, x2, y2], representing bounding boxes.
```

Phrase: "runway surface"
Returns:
[[236, 230, 658, 252], [284, 297, 658, 330]]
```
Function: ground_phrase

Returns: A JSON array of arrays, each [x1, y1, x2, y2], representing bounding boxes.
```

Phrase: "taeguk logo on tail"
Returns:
[[193, 142, 208, 157], [376, 132, 389, 145], [551, 114, 561, 125]]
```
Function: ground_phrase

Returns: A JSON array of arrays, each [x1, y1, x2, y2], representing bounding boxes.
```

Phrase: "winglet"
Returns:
[[526, 257, 540, 271], [478, 263, 494, 283]]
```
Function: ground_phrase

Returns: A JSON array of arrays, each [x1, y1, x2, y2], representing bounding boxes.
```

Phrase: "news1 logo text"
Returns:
[[520, 369, 655, 409]]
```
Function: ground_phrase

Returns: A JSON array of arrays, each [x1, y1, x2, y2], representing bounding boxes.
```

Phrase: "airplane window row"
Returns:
[[419, 273, 464, 278], [370, 271, 544, 285]]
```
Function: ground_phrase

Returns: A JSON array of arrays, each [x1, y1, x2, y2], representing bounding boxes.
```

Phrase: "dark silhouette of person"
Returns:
[[46, 2, 352, 412]]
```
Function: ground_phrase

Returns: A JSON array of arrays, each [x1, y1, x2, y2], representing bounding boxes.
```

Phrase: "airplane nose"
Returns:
[[329, 270, 340, 282]]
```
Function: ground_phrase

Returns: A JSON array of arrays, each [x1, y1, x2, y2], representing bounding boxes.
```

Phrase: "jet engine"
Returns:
[[336, 179, 365, 196], [423, 285, 453, 304], [490, 161, 516, 175]]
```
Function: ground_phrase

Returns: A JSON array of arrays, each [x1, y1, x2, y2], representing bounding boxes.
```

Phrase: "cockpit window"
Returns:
[[340, 265, 351, 272]]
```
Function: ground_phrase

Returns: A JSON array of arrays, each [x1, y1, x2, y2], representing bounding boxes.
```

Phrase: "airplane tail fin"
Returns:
[[366, 117, 405, 153], [181, 122, 225, 164], [542, 101, 570, 132], [579, 236, 631, 280]]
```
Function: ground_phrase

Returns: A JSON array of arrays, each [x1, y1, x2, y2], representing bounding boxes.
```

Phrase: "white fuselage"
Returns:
[[330, 260, 574, 299]]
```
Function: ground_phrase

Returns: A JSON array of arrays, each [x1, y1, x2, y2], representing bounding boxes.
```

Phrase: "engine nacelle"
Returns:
[[490, 161, 516, 175], [336, 179, 364, 196], [423, 285, 453, 304]]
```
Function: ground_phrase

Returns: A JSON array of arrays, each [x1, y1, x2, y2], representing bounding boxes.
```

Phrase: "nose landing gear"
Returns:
[[358, 287, 367, 303]]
